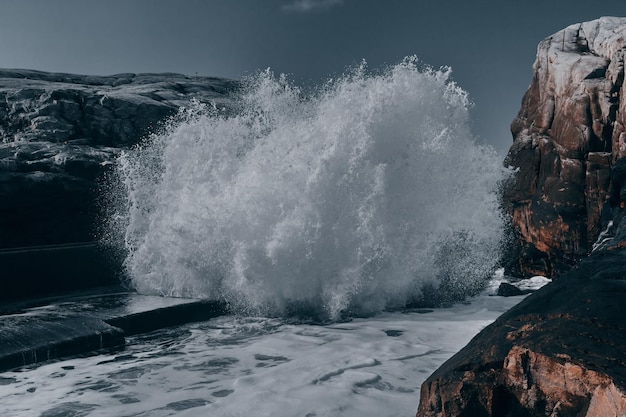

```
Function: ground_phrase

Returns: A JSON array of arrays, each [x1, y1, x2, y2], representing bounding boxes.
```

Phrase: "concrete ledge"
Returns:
[[105, 299, 227, 336], [0, 291, 228, 372], [0, 317, 125, 372]]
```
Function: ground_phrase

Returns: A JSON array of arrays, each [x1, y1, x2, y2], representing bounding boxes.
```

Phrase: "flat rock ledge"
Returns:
[[416, 256, 626, 417], [0, 290, 227, 372]]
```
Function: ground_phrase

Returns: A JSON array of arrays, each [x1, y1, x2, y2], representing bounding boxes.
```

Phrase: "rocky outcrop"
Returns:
[[0, 69, 236, 248], [416, 247, 626, 417], [417, 17, 626, 417], [0, 69, 237, 299], [503, 17, 626, 277], [0, 69, 235, 147]]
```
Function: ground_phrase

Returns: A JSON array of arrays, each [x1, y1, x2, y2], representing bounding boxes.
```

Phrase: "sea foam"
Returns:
[[111, 57, 508, 319]]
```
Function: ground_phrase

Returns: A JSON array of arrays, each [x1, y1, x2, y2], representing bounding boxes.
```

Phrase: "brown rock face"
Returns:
[[416, 159, 626, 416], [503, 17, 626, 277], [416, 269, 626, 417], [416, 18, 626, 417]]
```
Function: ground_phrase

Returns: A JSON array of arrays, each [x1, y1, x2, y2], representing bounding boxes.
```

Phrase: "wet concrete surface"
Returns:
[[0, 287, 227, 372]]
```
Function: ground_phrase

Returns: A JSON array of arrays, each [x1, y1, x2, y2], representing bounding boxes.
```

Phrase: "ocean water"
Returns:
[[0, 285, 538, 417], [109, 57, 509, 320], [0, 58, 521, 416]]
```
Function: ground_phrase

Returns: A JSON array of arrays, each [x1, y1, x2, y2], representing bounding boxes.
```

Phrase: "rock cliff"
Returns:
[[0, 69, 237, 299], [417, 17, 626, 417], [503, 16, 626, 277]]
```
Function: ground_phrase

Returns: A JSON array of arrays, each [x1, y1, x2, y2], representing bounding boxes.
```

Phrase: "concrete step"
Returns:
[[0, 290, 227, 372]]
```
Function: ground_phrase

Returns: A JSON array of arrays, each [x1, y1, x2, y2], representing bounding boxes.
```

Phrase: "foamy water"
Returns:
[[0, 292, 528, 417], [111, 57, 508, 319]]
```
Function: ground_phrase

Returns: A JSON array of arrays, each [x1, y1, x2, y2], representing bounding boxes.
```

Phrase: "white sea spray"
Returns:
[[112, 57, 509, 319]]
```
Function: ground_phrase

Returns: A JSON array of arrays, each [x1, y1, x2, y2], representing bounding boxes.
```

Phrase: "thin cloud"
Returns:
[[282, 0, 343, 13]]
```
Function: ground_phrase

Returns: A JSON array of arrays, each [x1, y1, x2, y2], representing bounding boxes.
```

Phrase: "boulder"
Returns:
[[416, 254, 626, 417], [503, 17, 626, 278], [495, 282, 529, 297]]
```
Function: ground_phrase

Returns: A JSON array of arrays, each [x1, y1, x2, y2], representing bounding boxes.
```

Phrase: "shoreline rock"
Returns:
[[502, 16, 626, 278], [1, 69, 237, 248], [418, 17, 626, 417], [0, 70, 238, 300], [417, 262, 626, 417]]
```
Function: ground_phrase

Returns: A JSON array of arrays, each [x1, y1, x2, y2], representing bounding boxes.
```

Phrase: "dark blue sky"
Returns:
[[1, 0, 624, 153]]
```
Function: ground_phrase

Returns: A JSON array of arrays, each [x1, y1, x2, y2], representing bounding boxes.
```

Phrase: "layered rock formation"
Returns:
[[0, 69, 237, 299], [417, 17, 626, 417], [503, 16, 626, 277]]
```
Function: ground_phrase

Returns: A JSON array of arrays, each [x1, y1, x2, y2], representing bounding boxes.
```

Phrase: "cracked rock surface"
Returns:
[[503, 16, 626, 278], [418, 17, 626, 417], [416, 270, 626, 417], [0, 69, 237, 249]]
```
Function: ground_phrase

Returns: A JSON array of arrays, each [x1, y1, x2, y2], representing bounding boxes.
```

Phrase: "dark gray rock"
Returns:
[[0, 69, 236, 147], [0, 69, 238, 249], [0, 69, 238, 299], [0, 243, 123, 301], [496, 282, 530, 297]]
